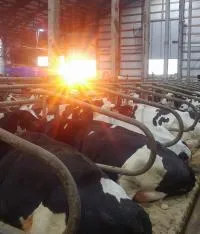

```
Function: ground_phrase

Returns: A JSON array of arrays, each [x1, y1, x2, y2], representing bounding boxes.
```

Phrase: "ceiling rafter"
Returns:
[[1, 0, 135, 45]]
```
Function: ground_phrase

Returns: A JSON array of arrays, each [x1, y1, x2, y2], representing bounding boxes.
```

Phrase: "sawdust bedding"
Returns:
[[142, 147, 200, 234], [143, 180, 199, 234]]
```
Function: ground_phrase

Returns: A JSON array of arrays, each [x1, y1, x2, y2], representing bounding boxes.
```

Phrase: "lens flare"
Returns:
[[58, 54, 96, 86]]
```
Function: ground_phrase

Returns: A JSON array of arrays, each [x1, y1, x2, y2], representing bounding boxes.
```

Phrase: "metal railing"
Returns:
[[0, 128, 81, 234], [31, 88, 157, 177], [114, 85, 200, 132], [94, 86, 184, 147]]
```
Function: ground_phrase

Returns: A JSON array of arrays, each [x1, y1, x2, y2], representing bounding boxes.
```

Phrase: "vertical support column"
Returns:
[[163, 0, 170, 80], [0, 38, 5, 76], [48, 0, 60, 75], [177, 0, 185, 81], [187, 0, 192, 81], [142, 0, 150, 81], [111, 0, 120, 81]]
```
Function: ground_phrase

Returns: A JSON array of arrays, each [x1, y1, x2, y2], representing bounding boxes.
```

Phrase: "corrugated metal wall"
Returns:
[[149, 1, 179, 59], [182, 0, 200, 79], [97, 0, 143, 79], [97, 0, 200, 80]]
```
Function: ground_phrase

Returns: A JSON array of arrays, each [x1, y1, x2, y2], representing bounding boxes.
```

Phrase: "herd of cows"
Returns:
[[0, 87, 199, 234]]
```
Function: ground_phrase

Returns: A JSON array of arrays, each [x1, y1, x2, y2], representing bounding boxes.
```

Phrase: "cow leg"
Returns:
[[20, 215, 33, 233], [134, 191, 166, 203]]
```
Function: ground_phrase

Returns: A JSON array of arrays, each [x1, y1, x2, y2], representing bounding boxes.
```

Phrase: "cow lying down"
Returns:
[[1, 109, 196, 203], [88, 98, 192, 160], [41, 107, 195, 203], [122, 101, 200, 150], [0, 132, 152, 234], [68, 120, 195, 202]]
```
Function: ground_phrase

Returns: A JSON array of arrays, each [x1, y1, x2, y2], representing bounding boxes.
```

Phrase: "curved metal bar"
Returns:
[[0, 84, 53, 90], [163, 82, 200, 96], [95, 87, 184, 147], [117, 85, 200, 132], [0, 99, 40, 107], [31, 89, 157, 177], [140, 84, 200, 102], [0, 77, 48, 83], [0, 128, 81, 234], [157, 83, 200, 97]]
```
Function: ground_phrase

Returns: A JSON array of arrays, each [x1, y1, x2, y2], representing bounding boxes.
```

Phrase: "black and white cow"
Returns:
[[0, 131, 152, 234], [92, 99, 192, 160], [2, 108, 195, 203], [34, 106, 195, 203]]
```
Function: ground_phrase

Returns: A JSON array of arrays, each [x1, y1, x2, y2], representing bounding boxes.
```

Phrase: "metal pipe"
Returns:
[[141, 84, 200, 102], [31, 89, 157, 176], [164, 0, 170, 80], [0, 99, 40, 107], [0, 84, 53, 90], [187, 0, 193, 80], [118, 85, 199, 132], [0, 77, 48, 83], [95, 87, 184, 147], [158, 82, 200, 96], [0, 128, 81, 234], [163, 82, 200, 94], [178, 0, 185, 80]]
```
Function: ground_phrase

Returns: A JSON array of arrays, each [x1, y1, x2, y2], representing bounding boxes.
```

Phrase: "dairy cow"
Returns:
[[3, 108, 195, 203], [93, 99, 192, 160], [40, 107, 195, 203], [0, 132, 152, 233]]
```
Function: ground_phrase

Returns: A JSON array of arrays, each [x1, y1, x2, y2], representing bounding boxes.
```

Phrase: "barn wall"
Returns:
[[150, 0, 200, 80], [97, 0, 200, 80], [182, 0, 200, 79], [97, 0, 143, 79]]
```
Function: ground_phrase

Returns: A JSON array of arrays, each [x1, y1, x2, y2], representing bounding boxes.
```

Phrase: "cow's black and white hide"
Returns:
[[0, 132, 152, 234], [93, 101, 191, 160], [81, 121, 195, 202], [48, 111, 195, 203], [150, 107, 200, 149], [1, 108, 195, 203]]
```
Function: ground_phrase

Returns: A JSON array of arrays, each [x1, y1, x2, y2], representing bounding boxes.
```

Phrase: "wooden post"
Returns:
[[111, 0, 120, 81], [48, 0, 60, 75], [142, 0, 150, 80], [0, 38, 5, 75]]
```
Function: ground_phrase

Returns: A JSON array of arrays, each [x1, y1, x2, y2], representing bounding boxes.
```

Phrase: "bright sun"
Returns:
[[58, 54, 96, 86]]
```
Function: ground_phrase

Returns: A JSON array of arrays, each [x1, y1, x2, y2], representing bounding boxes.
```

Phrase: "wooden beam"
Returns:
[[111, 0, 120, 81], [142, 0, 150, 80], [0, 38, 5, 75], [48, 0, 60, 73]]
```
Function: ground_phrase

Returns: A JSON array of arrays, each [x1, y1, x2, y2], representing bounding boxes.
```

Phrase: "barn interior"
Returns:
[[0, 0, 200, 234]]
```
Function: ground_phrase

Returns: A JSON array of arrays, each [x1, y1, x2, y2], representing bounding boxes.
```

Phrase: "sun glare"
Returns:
[[58, 54, 96, 86]]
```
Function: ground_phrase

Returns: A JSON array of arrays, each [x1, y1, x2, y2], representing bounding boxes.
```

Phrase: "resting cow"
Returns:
[[0, 132, 152, 234], [42, 108, 195, 203], [2, 109, 195, 203], [93, 100, 191, 160]]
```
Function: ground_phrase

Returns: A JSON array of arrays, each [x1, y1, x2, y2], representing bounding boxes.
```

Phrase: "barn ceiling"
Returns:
[[0, 0, 134, 39], [0, 0, 107, 40], [0, 0, 134, 65]]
